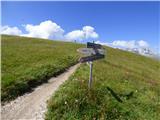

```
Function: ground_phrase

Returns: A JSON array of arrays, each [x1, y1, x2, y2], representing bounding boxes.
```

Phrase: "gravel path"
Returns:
[[1, 63, 80, 120]]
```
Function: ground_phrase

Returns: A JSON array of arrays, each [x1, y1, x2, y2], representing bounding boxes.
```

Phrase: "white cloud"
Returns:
[[82, 26, 98, 39], [22, 20, 64, 39], [109, 40, 149, 50], [137, 40, 149, 48], [1, 22, 157, 58], [65, 26, 98, 41], [95, 40, 155, 57], [112, 40, 137, 49], [110, 40, 151, 55], [64, 30, 84, 41], [1, 26, 22, 35], [95, 40, 109, 46], [1, 20, 99, 42]]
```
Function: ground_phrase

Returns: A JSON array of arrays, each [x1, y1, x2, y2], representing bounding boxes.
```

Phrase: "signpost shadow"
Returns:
[[107, 86, 134, 103]]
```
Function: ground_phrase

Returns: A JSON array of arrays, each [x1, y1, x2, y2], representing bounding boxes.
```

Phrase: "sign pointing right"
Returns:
[[79, 54, 105, 63]]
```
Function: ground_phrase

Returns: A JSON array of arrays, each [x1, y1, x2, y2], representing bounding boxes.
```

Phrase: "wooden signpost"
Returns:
[[77, 48, 96, 56], [77, 42, 105, 89], [87, 42, 102, 49], [79, 54, 105, 63], [77, 48, 105, 56]]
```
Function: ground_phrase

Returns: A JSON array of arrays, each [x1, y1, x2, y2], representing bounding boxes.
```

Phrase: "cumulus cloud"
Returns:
[[95, 40, 109, 46], [112, 40, 137, 49], [22, 20, 64, 39], [65, 26, 98, 41], [83, 26, 98, 39], [1, 20, 99, 42], [1, 26, 22, 35], [110, 40, 150, 52], [64, 30, 85, 41], [1, 22, 157, 58], [95, 40, 154, 57], [137, 40, 149, 48]]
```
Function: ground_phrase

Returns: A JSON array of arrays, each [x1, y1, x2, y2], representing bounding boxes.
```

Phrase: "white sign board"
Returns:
[[77, 48, 95, 55], [77, 48, 105, 56]]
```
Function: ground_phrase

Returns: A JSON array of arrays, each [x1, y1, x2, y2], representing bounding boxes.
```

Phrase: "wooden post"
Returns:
[[88, 61, 93, 89], [78, 41, 105, 89]]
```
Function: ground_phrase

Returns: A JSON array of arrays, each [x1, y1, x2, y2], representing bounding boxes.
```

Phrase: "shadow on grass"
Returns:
[[107, 86, 134, 103]]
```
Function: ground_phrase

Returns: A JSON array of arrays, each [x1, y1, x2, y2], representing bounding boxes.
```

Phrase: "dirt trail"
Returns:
[[1, 63, 80, 120]]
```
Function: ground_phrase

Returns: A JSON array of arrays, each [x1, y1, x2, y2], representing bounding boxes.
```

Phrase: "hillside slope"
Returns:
[[2, 35, 160, 119], [1, 35, 83, 102], [46, 44, 160, 119], [1, 64, 80, 120]]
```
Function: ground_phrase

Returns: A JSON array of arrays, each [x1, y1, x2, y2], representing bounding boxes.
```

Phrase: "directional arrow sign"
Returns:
[[77, 48, 105, 55], [79, 54, 105, 63], [97, 49, 105, 55], [77, 42, 106, 89], [77, 48, 95, 55], [87, 42, 102, 49]]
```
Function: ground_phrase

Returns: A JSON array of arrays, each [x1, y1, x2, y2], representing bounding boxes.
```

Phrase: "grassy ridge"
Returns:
[[46, 46, 160, 119], [1, 35, 83, 102]]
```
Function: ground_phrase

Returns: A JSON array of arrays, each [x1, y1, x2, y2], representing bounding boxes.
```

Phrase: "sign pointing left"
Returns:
[[79, 54, 105, 63], [77, 48, 95, 55], [77, 48, 105, 56]]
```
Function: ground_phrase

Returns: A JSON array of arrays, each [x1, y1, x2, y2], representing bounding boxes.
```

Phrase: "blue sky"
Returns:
[[1, 1, 160, 54]]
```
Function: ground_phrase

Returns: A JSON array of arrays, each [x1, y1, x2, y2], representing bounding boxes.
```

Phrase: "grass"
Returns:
[[2, 35, 160, 119], [1, 35, 83, 102], [46, 46, 160, 119]]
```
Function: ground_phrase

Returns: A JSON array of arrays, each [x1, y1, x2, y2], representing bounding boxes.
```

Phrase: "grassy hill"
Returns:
[[1, 35, 83, 101], [2, 35, 160, 119], [46, 43, 160, 119]]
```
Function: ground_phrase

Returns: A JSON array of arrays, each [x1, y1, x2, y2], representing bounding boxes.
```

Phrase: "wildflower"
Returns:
[[75, 99, 78, 103]]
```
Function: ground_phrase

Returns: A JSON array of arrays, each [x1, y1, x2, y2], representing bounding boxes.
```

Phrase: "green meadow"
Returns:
[[46, 45, 160, 119], [1, 35, 83, 101], [2, 35, 160, 119]]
